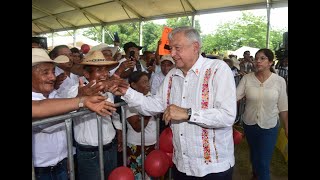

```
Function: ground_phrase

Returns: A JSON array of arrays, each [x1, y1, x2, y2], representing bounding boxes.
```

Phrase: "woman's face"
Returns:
[[254, 52, 273, 72], [131, 75, 150, 95]]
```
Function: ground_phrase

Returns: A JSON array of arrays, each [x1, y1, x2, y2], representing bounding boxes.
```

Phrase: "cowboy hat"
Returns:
[[32, 48, 69, 66], [80, 50, 119, 69], [231, 57, 240, 70], [89, 43, 118, 57]]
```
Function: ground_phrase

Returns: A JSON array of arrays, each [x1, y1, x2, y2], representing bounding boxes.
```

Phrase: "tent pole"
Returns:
[[101, 26, 105, 43], [266, 0, 271, 48], [191, 14, 195, 28], [73, 30, 76, 47], [139, 21, 143, 53]]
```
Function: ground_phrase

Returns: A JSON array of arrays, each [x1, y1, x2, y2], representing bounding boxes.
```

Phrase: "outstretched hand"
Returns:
[[78, 79, 105, 96], [83, 96, 116, 116]]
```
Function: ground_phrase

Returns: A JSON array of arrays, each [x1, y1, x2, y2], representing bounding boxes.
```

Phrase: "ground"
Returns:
[[232, 126, 288, 180]]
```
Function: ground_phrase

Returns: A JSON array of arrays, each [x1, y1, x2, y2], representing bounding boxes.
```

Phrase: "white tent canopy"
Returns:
[[46, 35, 100, 50], [32, 0, 288, 35], [232, 46, 259, 58]]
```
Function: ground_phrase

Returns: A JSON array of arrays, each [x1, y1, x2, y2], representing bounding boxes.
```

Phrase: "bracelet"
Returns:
[[78, 97, 84, 108]]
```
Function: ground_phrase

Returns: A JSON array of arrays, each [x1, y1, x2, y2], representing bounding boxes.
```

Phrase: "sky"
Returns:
[[154, 7, 288, 35]]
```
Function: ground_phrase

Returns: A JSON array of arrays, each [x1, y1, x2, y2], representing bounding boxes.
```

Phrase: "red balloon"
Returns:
[[145, 150, 169, 177], [233, 128, 243, 145], [159, 127, 173, 153], [81, 44, 90, 54], [165, 152, 173, 168], [108, 166, 134, 180]]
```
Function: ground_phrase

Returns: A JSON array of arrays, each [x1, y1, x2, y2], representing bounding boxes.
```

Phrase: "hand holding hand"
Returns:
[[83, 96, 116, 116], [78, 79, 105, 96]]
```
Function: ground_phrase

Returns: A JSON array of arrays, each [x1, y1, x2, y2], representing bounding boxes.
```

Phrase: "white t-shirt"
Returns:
[[125, 93, 156, 146]]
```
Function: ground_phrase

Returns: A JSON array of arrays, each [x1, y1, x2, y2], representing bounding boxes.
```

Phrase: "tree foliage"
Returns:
[[81, 12, 285, 55], [82, 17, 201, 52], [201, 12, 286, 54]]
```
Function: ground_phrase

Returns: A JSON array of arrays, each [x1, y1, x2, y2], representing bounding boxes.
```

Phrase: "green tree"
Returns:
[[82, 23, 140, 49], [82, 22, 164, 52], [201, 12, 286, 54], [166, 16, 201, 33], [142, 22, 162, 51]]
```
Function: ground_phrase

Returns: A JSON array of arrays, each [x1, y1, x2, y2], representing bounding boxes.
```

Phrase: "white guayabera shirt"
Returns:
[[122, 56, 237, 177]]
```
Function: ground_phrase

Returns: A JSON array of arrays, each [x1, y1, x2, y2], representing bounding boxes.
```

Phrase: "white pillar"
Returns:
[[266, 0, 271, 48], [52, 32, 54, 48], [73, 30, 76, 47], [101, 26, 105, 43], [191, 15, 195, 27], [139, 21, 143, 53]]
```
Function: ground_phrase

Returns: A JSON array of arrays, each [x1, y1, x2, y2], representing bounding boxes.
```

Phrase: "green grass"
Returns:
[[233, 125, 288, 179]]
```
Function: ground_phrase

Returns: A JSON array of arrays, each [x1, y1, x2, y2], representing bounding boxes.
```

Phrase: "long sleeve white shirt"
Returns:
[[236, 73, 288, 129], [55, 66, 79, 98], [150, 71, 166, 95], [32, 91, 68, 167], [73, 92, 122, 146], [122, 56, 237, 177]]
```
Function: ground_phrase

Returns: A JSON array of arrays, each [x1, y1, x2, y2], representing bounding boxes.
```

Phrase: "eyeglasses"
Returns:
[[254, 56, 268, 62]]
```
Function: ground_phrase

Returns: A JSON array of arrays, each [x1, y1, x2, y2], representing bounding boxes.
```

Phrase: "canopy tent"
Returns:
[[46, 35, 100, 50], [32, 0, 288, 35], [232, 46, 260, 58]]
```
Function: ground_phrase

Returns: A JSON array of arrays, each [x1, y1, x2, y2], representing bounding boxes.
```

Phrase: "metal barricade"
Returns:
[[32, 101, 171, 180], [32, 101, 127, 180]]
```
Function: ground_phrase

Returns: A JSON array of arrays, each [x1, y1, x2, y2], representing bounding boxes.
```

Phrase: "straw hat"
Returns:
[[32, 48, 69, 66], [81, 50, 119, 69], [89, 43, 118, 57], [160, 54, 175, 64], [231, 57, 240, 70]]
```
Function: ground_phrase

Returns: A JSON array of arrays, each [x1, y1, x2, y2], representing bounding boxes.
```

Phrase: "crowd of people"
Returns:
[[32, 26, 288, 180]]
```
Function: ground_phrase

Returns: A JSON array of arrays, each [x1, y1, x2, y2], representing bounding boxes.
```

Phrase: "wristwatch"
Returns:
[[78, 97, 84, 108], [187, 108, 192, 120]]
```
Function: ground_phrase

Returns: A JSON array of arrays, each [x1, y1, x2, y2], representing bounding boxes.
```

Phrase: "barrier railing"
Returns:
[[32, 101, 165, 180], [32, 74, 248, 180], [32, 101, 127, 180]]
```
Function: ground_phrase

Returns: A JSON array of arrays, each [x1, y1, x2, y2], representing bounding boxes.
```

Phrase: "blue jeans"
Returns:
[[76, 140, 117, 180], [243, 122, 279, 180], [35, 158, 68, 180]]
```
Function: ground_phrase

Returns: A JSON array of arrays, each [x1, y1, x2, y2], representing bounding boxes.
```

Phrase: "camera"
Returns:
[[148, 59, 155, 67], [129, 50, 135, 61]]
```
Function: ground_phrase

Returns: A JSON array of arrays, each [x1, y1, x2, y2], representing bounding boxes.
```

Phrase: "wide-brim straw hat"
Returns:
[[231, 57, 240, 70], [80, 50, 119, 69], [32, 48, 69, 66]]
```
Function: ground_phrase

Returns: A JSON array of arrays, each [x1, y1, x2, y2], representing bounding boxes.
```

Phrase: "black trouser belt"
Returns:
[[34, 158, 67, 174], [76, 138, 115, 152]]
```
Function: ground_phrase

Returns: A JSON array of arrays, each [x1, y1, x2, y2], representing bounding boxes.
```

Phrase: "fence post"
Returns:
[[96, 115, 105, 180], [65, 119, 75, 180]]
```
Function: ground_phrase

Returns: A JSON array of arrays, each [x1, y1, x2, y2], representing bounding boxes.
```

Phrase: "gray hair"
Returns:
[[168, 26, 202, 49]]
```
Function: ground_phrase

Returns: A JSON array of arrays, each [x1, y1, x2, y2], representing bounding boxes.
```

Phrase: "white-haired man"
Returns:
[[32, 48, 117, 180], [114, 26, 236, 179]]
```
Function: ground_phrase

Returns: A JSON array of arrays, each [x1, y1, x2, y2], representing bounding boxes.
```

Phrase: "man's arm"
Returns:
[[32, 96, 116, 120]]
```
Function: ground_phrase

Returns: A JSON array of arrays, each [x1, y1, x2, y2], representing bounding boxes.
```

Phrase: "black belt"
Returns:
[[34, 158, 67, 174], [76, 138, 116, 152]]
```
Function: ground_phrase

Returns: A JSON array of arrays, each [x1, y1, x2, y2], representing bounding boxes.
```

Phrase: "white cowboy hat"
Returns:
[[32, 48, 69, 66], [81, 50, 119, 69], [89, 43, 118, 57]]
